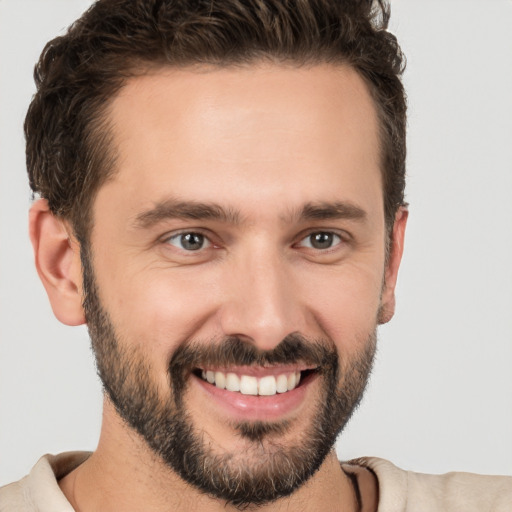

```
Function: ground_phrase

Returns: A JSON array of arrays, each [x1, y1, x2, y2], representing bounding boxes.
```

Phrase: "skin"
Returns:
[[30, 63, 407, 511]]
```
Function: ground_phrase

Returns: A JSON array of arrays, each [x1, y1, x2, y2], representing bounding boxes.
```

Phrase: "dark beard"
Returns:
[[81, 243, 376, 508]]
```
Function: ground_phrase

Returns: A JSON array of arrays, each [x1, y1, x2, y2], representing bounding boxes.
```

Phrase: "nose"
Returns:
[[218, 245, 305, 352]]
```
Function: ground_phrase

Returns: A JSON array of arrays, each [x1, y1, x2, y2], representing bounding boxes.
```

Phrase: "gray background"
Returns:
[[1, 0, 511, 485]]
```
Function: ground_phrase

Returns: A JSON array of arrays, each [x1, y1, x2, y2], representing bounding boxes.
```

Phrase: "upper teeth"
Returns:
[[201, 370, 301, 396]]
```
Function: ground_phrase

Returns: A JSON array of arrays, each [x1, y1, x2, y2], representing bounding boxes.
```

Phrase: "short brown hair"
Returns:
[[25, 0, 406, 242]]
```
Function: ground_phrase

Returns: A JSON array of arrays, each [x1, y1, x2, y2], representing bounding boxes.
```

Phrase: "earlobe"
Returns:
[[29, 199, 86, 326], [378, 207, 408, 325]]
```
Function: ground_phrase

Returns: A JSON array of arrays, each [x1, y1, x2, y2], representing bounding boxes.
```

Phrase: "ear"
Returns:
[[378, 207, 408, 324], [29, 199, 86, 326]]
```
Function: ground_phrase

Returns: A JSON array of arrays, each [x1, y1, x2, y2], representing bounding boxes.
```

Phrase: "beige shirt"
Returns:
[[1, 452, 511, 511]]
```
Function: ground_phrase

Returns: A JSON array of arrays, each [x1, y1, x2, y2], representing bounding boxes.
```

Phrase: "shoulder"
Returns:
[[0, 452, 90, 512], [345, 457, 512, 512], [0, 478, 32, 512]]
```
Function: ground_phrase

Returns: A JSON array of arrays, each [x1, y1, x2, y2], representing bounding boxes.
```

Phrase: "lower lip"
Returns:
[[194, 372, 318, 421]]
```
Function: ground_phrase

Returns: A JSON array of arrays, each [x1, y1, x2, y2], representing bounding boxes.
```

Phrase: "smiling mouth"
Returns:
[[194, 368, 318, 396]]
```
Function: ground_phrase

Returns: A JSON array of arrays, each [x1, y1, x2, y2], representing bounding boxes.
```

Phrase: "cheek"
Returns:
[[94, 261, 219, 362], [301, 263, 383, 351]]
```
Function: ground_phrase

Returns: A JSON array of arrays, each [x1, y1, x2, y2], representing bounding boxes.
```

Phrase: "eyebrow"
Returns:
[[133, 198, 367, 230], [133, 199, 241, 229], [294, 201, 367, 222]]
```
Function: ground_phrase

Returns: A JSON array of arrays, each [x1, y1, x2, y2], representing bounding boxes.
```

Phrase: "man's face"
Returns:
[[84, 64, 398, 505]]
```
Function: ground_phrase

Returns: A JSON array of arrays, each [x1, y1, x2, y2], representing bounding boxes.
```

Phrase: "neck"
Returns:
[[59, 399, 360, 512]]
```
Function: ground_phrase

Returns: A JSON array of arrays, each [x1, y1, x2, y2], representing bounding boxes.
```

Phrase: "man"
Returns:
[[1, 0, 511, 510]]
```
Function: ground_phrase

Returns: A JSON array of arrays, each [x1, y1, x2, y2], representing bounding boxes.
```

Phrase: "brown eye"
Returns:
[[167, 232, 210, 251]]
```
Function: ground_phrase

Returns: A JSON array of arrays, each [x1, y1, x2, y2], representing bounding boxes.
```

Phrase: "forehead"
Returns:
[[99, 63, 382, 224]]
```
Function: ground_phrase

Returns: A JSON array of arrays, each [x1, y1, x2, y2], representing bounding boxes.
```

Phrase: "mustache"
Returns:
[[170, 333, 336, 370], [168, 333, 339, 395]]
